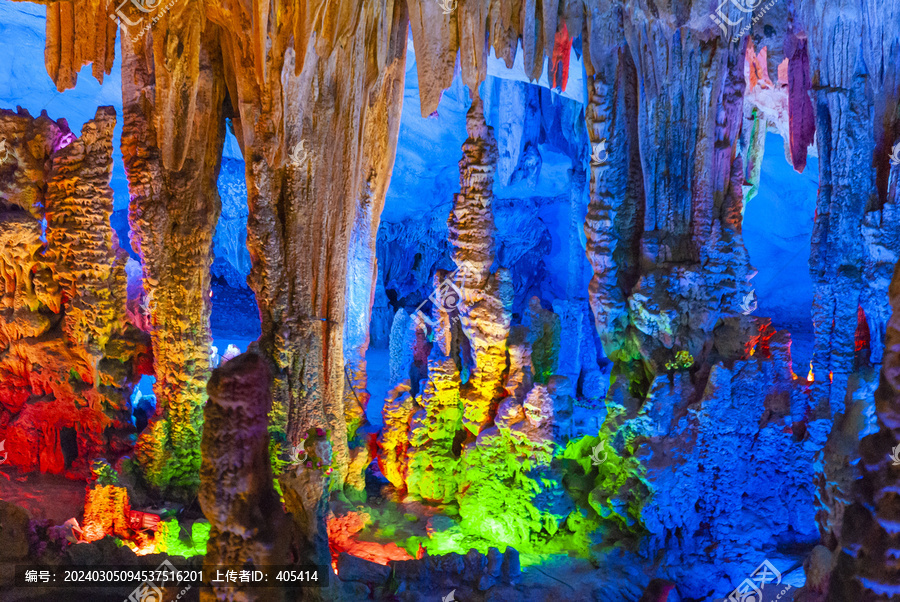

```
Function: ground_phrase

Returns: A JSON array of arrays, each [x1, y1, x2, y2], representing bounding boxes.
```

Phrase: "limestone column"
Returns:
[[450, 98, 513, 434], [120, 12, 228, 498], [798, 0, 900, 415]]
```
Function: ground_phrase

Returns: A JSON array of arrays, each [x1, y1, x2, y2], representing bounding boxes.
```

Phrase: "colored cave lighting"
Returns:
[[807, 362, 814, 382], [124, 537, 158, 556], [81, 484, 165, 555], [81, 485, 134, 542], [327, 512, 418, 567]]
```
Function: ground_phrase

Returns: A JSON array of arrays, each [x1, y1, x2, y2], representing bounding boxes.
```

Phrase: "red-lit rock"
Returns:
[[0, 107, 149, 478]]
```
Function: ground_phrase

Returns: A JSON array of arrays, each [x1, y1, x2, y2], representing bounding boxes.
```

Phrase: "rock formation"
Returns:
[[799, 0, 900, 416], [200, 352, 296, 602], [121, 24, 227, 499], [0, 106, 149, 476], [4, 0, 900, 598], [826, 248, 900, 599], [451, 98, 511, 434]]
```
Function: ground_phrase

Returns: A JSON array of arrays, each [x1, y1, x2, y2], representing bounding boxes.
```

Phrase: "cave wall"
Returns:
[[800, 0, 900, 416], [797, 0, 900, 596]]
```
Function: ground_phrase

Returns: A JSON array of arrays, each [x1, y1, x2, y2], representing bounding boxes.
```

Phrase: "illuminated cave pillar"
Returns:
[[404, 99, 513, 503], [210, 8, 407, 571], [582, 40, 643, 360], [0, 107, 147, 476], [342, 56, 406, 489], [200, 353, 295, 602], [120, 21, 227, 498], [450, 98, 513, 434]]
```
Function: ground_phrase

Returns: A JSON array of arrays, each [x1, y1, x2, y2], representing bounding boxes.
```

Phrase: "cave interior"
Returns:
[[0, 0, 899, 600]]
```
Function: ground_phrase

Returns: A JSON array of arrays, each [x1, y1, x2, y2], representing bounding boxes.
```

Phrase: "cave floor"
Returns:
[[0, 470, 86, 524]]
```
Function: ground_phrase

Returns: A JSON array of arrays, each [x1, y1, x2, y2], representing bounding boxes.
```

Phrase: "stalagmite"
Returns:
[[200, 352, 296, 602], [451, 98, 512, 434], [0, 107, 148, 475], [405, 271, 464, 503], [378, 382, 416, 489]]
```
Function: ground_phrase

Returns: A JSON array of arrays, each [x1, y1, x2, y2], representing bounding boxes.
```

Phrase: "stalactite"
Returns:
[[741, 44, 772, 203], [785, 34, 815, 173], [406, 0, 460, 116], [582, 42, 643, 359], [801, 0, 900, 416], [25, 0, 585, 501], [210, 0, 406, 492], [583, 11, 754, 370], [121, 24, 227, 498], [342, 37, 408, 490], [199, 0, 411, 572], [44, 0, 116, 91]]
